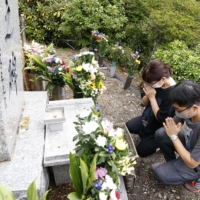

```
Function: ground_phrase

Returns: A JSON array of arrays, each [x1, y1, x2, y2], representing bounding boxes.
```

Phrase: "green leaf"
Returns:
[[69, 153, 83, 197], [67, 192, 81, 200], [27, 180, 38, 200], [63, 73, 74, 91], [80, 159, 89, 193], [41, 190, 50, 200], [31, 54, 46, 69], [87, 153, 98, 190], [0, 184, 16, 200]]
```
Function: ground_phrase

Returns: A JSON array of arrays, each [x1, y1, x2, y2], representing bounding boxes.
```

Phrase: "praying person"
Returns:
[[126, 60, 176, 157]]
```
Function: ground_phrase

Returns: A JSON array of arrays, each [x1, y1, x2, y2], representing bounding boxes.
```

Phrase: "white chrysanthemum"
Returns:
[[82, 121, 99, 134], [95, 135, 107, 147], [102, 175, 117, 190], [99, 192, 108, 200], [82, 62, 98, 74], [82, 63, 91, 72], [55, 57, 62, 63]]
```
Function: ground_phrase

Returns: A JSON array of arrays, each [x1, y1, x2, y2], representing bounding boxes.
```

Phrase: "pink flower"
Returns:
[[95, 167, 108, 180]]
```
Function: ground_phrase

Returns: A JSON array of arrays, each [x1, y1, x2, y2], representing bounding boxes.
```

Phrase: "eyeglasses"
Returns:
[[174, 106, 191, 113]]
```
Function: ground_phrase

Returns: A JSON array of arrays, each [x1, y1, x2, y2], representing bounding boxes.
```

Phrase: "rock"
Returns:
[[158, 193, 162, 198], [176, 196, 180, 199], [171, 189, 176, 193]]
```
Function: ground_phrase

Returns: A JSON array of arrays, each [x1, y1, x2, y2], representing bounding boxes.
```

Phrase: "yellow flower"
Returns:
[[88, 81, 95, 88], [115, 139, 128, 150], [135, 59, 140, 65], [98, 81, 104, 90], [76, 65, 82, 71]]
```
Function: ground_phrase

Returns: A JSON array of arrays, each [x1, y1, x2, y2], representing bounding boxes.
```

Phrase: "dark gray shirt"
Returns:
[[174, 116, 200, 162]]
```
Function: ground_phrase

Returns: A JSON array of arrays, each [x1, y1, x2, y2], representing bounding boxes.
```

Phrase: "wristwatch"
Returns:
[[170, 135, 178, 141]]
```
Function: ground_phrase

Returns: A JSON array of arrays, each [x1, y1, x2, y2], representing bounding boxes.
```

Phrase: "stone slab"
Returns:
[[44, 98, 94, 167], [0, 92, 49, 200], [52, 164, 71, 186]]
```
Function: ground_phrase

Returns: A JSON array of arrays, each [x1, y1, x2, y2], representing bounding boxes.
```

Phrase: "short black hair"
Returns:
[[168, 80, 200, 107]]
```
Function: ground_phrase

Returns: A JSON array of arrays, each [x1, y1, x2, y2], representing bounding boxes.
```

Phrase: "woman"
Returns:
[[153, 81, 200, 193], [126, 60, 176, 157]]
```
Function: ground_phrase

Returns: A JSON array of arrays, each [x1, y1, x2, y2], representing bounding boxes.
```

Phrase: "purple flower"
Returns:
[[106, 143, 115, 154], [93, 180, 102, 190], [92, 30, 99, 36], [95, 167, 108, 180], [72, 56, 77, 61], [51, 57, 56, 63], [47, 66, 56, 73], [42, 56, 54, 63], [95, 103, 102, 113]]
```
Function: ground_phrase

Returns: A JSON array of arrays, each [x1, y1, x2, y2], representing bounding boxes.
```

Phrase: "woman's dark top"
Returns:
[[140, 86, 175, 137]]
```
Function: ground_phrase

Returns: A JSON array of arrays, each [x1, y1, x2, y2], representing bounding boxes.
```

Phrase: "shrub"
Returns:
[[19, 0, 67, 44], [59, 0, 127, 48], [153, 40, 200, 84]]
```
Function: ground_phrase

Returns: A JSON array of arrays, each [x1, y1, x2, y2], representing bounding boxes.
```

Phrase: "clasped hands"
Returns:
[[163, 117, 182, 137], [143, 84, 156, 100]]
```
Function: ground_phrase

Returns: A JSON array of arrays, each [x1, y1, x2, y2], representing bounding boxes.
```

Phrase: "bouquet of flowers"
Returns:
[[73, 108, 136, 177], [89, 30, 100, 51], [109, 42, 124, 63], [68, 108, 137, 199], [23, 41, 55, 73], [127, 51, 141, 76], [96, 33, 108, 56], [24, 41, 71, 96], [65, 52, 106, 102]]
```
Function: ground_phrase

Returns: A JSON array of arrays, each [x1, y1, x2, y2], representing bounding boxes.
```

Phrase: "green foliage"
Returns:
[[68, 153, 98, 200], [153, 40, 200, 84], [140, 0, 200, 47], [19, 0, 67, 43], [59, 0, 127, 48], [0, 180, 49, 200]]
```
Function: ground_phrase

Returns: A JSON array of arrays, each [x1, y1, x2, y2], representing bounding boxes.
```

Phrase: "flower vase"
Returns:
[[73, 85, 84, 99], [124, 75, 133, 90], [123, 174, 135, 190], [110, 61, 116, 78], [50, 86, 67, 101], [98, 55, 104, 67], [89, 46, 94, 52], [29, 74, 47, 91]]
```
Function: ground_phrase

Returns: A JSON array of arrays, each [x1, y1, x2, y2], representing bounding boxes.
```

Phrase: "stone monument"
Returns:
[[0, 0, 24, 162]]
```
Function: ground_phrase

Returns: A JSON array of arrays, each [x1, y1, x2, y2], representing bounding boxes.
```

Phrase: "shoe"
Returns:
[[184, 179, 200, 193], [151, 162, 165, 170]]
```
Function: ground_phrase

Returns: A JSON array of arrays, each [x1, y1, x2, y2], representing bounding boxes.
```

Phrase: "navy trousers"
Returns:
[[126, 116, 159, 157]]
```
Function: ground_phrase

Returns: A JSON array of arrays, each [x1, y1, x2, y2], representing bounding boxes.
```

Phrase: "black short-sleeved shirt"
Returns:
[[139, 86, 175, 137]]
